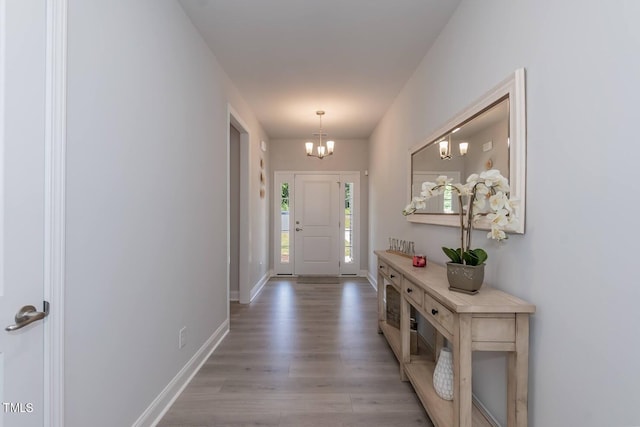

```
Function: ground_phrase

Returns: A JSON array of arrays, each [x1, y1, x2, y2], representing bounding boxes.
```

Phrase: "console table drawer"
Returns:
[[423, 293, 454, 336], [403, 279, 424, 307], [387, 266, 401, 288], [378, 260, 389, 275]]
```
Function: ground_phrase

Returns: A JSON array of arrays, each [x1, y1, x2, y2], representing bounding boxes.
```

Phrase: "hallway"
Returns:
[[159, 279, 433, 426]]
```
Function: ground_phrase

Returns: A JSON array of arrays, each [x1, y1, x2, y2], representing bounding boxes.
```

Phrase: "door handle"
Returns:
[[5, 302, 49, 332], [295, 227, 303, 231]]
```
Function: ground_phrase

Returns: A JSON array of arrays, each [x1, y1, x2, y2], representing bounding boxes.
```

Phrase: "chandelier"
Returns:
[[304, 110, 334, 159]]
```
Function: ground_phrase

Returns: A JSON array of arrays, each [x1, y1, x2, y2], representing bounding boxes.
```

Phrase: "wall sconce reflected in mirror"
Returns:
[[439, 139, 451, 159], [459, 142, 469, 156]]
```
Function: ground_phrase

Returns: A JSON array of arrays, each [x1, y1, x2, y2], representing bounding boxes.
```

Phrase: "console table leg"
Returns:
[[508, 314, 530, 427], [377, 273, 384, 333], [454, 314, 473, 427], [399, 296, 411, 382], [434, 330, 444, 363]]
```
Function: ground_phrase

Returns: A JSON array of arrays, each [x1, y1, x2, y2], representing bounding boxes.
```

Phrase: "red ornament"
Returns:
[[412, 255, 427, 268]]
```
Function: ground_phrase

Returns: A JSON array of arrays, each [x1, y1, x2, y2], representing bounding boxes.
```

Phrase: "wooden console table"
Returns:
[[375, 250, 535, 427]]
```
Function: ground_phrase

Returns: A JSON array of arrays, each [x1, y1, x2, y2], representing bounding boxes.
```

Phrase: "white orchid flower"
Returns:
[[425, 185, 446, 197], [495, 176, 510, 193], [479, 169, 501, 183], [403, 203, 415, 215], [487, 209, 510, 227], [480, 169, 510, 191], [489, 191, 509, 211], [420, 182, 439, 198], [421, 181, 436, 191], [452, 183, 469, 196], [487, 226, 506, 240], [506, 197, 520, 212], [403, 168, 517, 256], [435, 175, 452, 186], [403, 196, 431, 215], [475, 183, 490, 196], [473, 196, 486, 211]]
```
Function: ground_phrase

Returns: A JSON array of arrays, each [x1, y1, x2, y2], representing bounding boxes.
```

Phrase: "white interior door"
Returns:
[[294, 174, 339, 276], [0, 1, 47, 425]]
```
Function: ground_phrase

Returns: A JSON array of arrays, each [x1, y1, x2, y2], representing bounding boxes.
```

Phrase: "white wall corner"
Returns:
[[132, 320, 230, 427], [249, 270, 270, 302]]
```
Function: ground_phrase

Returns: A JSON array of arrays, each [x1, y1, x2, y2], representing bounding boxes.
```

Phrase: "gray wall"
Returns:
[[369, 1, 640, 426], [269, 138, 369, 271], [66, 1, 267, 425]]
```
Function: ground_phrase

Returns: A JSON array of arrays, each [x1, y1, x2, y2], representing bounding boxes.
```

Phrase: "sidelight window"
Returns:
[[344, 182, 354, 264], [280, 183, 290, 263]]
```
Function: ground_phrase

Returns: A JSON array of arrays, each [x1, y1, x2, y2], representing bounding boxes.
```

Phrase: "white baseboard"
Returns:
[[249, 270, 270, 302], [132, 320, 230, 427], [229, 290, 239, 301], [367, 270, 377, 291]]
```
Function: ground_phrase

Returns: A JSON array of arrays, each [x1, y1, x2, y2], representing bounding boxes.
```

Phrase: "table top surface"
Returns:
[[375, 250, 536, 314]]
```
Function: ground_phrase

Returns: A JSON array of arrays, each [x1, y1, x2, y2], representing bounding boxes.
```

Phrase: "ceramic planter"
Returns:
[[446, 262, 485, 294]]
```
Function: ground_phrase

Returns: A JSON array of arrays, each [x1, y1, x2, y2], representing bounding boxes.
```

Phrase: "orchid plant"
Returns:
[[403, 169, 518, 266]]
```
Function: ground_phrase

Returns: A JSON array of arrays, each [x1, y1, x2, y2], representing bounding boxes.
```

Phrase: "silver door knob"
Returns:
[[5, 302, 49, 332], [295, 227, 303, 231]]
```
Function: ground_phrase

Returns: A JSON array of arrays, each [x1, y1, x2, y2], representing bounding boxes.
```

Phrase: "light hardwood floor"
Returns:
[[158, 278, 434, 427]]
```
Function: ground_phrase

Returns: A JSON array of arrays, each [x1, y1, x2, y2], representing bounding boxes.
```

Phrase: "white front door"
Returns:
[[0, 1, 47, 425], [293, 174, 339, 276]]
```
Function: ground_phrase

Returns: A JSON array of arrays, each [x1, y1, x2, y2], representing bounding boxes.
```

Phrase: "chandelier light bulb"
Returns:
[[439, 140, 450, 159]]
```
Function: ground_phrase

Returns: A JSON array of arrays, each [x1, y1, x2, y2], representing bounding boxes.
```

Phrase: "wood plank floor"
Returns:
[[158, 278, 434, 427]]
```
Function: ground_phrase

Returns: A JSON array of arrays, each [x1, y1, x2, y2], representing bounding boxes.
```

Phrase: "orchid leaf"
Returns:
[[464, 248, 488, 266], [442, 247, 462, 264], [462, 251, 479, 265], [472, 248, 488, 264]]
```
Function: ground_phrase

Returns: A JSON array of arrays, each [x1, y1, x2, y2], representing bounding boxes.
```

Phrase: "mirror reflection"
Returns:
[[411, 98, 510, 214]]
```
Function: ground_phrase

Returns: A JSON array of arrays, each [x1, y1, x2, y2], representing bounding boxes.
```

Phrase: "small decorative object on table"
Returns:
[[433, 348, 454, 401], [386, 238, 414, 258], [412, 254, 427, 268], [402, 169, 518, 294]]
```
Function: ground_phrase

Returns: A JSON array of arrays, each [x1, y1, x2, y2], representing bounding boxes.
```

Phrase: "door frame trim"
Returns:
[[227, 105, 251, 304], [43, 1, 67, 425], [272, 171, 361, 276]]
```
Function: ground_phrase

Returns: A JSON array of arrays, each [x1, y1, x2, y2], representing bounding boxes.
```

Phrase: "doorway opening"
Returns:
[[227, 106, 250, 305], [229, 123, 241, 301]]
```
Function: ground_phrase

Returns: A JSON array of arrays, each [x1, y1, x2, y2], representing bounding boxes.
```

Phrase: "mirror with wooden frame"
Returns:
[[407, 69, 526, 234]]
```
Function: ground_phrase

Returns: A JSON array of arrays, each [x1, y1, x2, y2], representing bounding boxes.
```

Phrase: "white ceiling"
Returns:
[[179, 0, 461, 139]]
